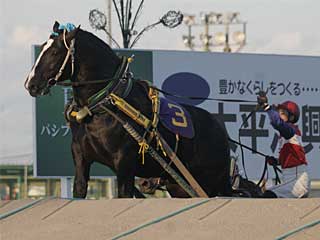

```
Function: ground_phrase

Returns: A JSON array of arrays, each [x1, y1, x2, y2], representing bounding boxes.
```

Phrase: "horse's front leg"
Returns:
[[71, 142, 91, 198]]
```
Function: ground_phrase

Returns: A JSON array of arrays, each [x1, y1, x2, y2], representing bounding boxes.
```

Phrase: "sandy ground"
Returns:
[[0, 199, 35, 215], [0, 198, 319, 240]]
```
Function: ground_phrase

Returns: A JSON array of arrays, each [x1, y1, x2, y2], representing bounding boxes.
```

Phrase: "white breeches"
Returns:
[[268, 165, 310, 198]]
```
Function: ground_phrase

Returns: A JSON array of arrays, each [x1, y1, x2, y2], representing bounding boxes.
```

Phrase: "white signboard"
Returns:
[[152, 50, 320, 179]]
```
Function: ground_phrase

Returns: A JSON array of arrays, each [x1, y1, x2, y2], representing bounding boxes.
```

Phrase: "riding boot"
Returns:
[[260, 190, 277, 198]]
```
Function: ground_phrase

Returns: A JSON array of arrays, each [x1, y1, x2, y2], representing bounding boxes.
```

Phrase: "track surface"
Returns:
[[1, 198, 319, 240]]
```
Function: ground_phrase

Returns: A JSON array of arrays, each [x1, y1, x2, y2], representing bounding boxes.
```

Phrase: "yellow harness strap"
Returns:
[[108, 89, 164, 165], [138, 140, 149, 165], [148, 87, 160, 128], [148, 86, 167, 158], [109, 93, 150, 129], [68, 106, 92, 123], [109, 92, 152, 164], [70, 111, 77, 117]]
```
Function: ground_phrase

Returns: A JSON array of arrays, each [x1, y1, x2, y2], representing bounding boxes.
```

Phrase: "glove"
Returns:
[[266, 156, 278, 166], [257, 91, 269, 110]]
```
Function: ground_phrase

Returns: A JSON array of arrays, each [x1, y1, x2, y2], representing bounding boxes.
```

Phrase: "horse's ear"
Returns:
[[66, 25, 81, 41], [53, 21, 60, 32]]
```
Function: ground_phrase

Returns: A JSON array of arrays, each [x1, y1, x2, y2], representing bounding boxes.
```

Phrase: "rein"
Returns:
[[55, 77, 120, 87], [149, 86, 257, 103], [229, 137, 282, 186], [54, 58, 133, 88], [230, 106, 282, 186]]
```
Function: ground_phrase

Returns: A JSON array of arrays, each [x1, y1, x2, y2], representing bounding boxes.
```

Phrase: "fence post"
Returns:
[[61, 177, 72, 198]]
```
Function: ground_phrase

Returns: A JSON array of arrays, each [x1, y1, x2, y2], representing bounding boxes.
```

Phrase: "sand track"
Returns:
[[0, 198, 319, 240]]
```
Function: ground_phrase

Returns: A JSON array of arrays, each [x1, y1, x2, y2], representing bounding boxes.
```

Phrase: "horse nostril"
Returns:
[[28, 84, 38, 93]]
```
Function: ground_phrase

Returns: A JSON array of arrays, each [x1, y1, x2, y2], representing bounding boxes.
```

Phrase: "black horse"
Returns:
[[25, 22, 232, 198]]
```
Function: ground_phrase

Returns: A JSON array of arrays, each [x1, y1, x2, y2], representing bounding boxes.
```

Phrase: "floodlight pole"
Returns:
[[107, 0, 112, 46], [90, 1, 182, 49], [203, 15, 210, 52], [223, 23, 231, 53], [111, 0, 137, 48]]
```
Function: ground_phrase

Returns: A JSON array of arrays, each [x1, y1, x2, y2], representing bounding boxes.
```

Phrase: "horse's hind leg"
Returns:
[[217, 170, 233, 197], [117, 172, 135, 198], [133, 187, 146, 198], [115, 155, 136, 198], [191, 166, 232, 197]]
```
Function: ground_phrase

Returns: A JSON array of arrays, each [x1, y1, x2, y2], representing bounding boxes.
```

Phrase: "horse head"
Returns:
[[25, 21, 79, 97], [25, 21, 121, 107]]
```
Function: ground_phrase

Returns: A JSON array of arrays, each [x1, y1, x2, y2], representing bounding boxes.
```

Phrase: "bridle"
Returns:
[[46, 29, 76, 90], [44, 29, 131, 91], [24, 30, 75, 95], [42, 29, 130, 98]]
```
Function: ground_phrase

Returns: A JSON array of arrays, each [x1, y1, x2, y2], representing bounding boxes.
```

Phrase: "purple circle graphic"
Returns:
[[161, 72, 210, 106]]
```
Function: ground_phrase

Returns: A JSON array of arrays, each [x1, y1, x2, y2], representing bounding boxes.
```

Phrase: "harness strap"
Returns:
[[174, 134, 179, 154], [65, 57, 133, 123], [108, 84, 168, 164], [156, 132, 208, 198], [148, 87, 160, 128], [138, 140, 149, 165], [108, 92, 156, 164], [109, 93, 151, 129]]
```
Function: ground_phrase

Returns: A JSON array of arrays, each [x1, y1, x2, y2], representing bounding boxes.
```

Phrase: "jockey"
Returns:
[[257, 91, 310, 198]]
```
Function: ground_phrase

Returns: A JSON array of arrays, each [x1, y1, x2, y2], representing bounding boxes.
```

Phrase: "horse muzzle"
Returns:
[[27, 83, 41, 97], [27, 81, 50, 97]]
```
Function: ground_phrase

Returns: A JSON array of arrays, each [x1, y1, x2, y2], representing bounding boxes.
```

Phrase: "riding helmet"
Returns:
[[277, 101, 300, 123]]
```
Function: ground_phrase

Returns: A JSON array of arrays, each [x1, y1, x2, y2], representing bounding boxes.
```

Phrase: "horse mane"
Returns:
[[77, 28, 120, 65], [79, 29, 110, 50]]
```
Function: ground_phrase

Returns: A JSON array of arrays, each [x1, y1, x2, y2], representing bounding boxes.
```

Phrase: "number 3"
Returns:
[[168, 103, 188, 128]]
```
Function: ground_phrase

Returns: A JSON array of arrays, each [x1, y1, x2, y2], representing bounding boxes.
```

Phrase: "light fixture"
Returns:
[[182, 11, 246, 52], [183, 14, 196, 26], [232, 31, 246, 44], [214, 32, 226, 45], [183, 35, 195, 48], [200, 34, 212, 46]]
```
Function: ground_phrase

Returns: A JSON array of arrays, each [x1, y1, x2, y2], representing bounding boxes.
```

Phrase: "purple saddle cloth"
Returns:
[[159, 98, 195, 139]]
